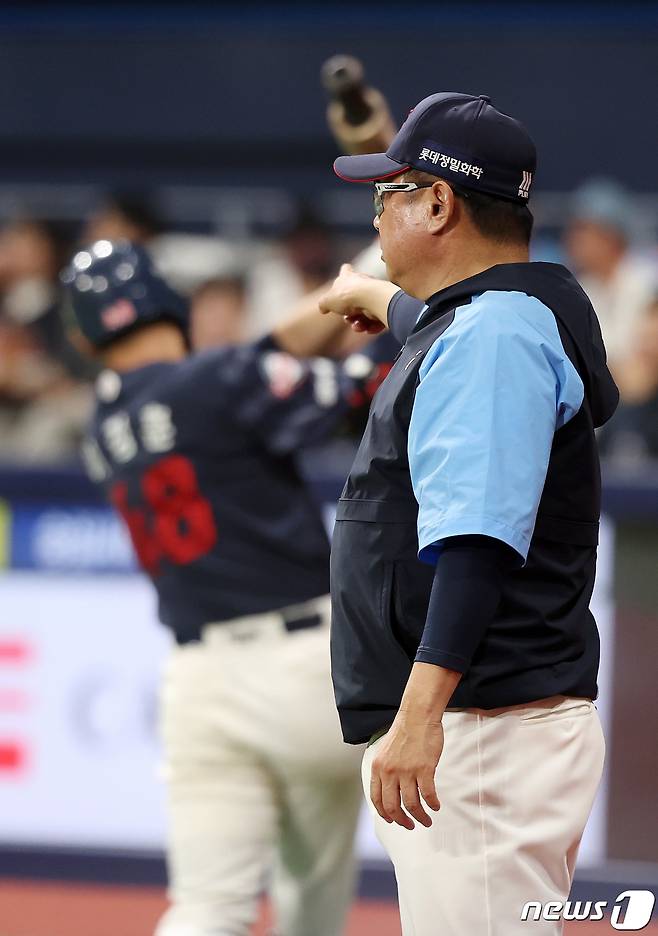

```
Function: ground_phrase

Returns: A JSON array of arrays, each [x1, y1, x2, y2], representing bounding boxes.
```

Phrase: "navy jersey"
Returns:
[[82, 337, 376, 643]]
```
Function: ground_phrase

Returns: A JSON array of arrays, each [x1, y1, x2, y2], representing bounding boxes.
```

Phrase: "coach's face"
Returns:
[[373, 172, 454, 297]]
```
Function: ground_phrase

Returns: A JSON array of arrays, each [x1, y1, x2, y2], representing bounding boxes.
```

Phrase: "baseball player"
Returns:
[[320, 93, 620, 935], [61, 240, 382, 936]]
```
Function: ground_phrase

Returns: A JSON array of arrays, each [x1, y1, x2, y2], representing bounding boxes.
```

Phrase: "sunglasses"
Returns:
[[373, 180, 471, 218], [373, 181, 435, 218]]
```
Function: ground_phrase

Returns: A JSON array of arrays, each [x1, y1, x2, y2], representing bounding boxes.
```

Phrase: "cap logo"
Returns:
[[518, 170, 533, 199], [418, 146, 483, 180], [101, 299, 138, 331]]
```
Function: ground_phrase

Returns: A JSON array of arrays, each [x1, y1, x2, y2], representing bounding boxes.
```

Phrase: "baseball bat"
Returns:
[[321, 55, 397, 155]]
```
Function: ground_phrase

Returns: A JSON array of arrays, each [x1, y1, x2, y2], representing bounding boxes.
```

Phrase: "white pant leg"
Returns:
[[156, 603, 363, 936], [229, 611, 362, 936], [270, 770, 363, 936], [155, 643, 277, 936], [362, 696, 605, 936]]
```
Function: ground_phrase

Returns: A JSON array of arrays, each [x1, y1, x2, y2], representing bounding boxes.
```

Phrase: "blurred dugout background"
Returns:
[[0, 2, 657, 934]]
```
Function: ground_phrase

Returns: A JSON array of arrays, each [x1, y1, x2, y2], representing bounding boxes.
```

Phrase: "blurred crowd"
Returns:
[[0, 192, 347, 463], [0, 179, 656, 470]]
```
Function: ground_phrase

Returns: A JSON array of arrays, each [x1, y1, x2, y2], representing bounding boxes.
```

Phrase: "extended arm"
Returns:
[[318, 264, 399, 333], [270, 279, 360, 358], [319, 263, 426, 343], [272, 246, 396, 357]]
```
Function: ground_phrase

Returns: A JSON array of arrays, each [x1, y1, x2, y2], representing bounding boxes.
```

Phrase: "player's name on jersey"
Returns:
[[84, 401, 176, 480]]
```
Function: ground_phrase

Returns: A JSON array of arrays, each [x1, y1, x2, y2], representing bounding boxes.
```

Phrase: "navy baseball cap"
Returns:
[[334, 92, 537, 203]]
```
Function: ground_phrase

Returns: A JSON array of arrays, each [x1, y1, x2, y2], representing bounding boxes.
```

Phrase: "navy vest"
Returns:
[[330, 262, 619, 744]]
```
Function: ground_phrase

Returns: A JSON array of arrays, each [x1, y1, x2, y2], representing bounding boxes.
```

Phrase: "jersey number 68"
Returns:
[[110, 454, 217, 575]]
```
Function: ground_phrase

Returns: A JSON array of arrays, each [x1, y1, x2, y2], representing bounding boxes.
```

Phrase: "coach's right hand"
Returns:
[[370, 711, 444, 831], [369, 661, 462, 829], [319, 263, 397, 334]]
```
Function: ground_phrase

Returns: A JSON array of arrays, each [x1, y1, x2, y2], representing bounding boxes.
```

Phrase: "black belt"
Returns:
[[175, 610, 323, 646], [283, 612, 323, 633]]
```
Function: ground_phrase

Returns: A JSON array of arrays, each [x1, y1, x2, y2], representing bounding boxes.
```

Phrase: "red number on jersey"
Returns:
[[110, 480, 161, 573], [110, 454, 217, 575]]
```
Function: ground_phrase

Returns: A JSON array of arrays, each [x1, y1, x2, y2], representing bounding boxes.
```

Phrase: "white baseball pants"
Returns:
[[154, 597, 363, 936], [361, 695, 605, 936]]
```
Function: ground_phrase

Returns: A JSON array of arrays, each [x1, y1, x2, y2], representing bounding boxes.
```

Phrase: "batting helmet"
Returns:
[[61, 240, 189, 348]]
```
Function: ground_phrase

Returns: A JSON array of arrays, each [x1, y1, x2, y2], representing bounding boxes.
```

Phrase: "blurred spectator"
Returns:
[[0, 217, 93, 462], [0, 218, 94, 379], [284, 205, 336, 289], [83, 190, 164, 245], [0, 217, 71, 318], [564, 179, 657, 375], [246, 204, 336, 336], [152, 233, 243, 296], [598, 296, 658, 467], [190, 276, 248, 350], [85, 190, 245, 302]]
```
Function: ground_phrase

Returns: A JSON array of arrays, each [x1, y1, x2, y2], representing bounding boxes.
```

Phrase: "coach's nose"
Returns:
[[373, 214, 380, 232]]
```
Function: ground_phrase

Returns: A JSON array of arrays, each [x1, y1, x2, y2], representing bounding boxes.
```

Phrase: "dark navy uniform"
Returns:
[[83, 336, 375, 643], [84, 340, 381, 936], [66, 239, 385, 936], [330, 263, 619, 744]]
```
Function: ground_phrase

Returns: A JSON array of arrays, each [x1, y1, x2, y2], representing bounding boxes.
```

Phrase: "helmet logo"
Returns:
[[102, 299, 138, 331]]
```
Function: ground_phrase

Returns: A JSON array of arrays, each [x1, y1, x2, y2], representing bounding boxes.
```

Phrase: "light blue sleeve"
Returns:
[[408, 290, 585, 564]]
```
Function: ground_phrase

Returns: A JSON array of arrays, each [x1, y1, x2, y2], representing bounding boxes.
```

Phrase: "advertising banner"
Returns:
[[0, 500, 613, 864]]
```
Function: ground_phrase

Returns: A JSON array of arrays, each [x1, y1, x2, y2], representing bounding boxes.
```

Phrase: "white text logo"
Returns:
[[521, 891, 655, 930], [518, 170, 533, 198]]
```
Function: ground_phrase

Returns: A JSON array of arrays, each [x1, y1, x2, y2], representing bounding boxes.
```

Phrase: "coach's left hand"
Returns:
[[369, 661, 462, 830]]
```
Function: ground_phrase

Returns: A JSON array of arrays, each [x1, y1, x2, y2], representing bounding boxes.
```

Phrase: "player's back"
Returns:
[[83, 343, 335, 644]]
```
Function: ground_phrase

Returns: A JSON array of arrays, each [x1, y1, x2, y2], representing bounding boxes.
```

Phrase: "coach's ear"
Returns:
[[427, 179, 459, 236]]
